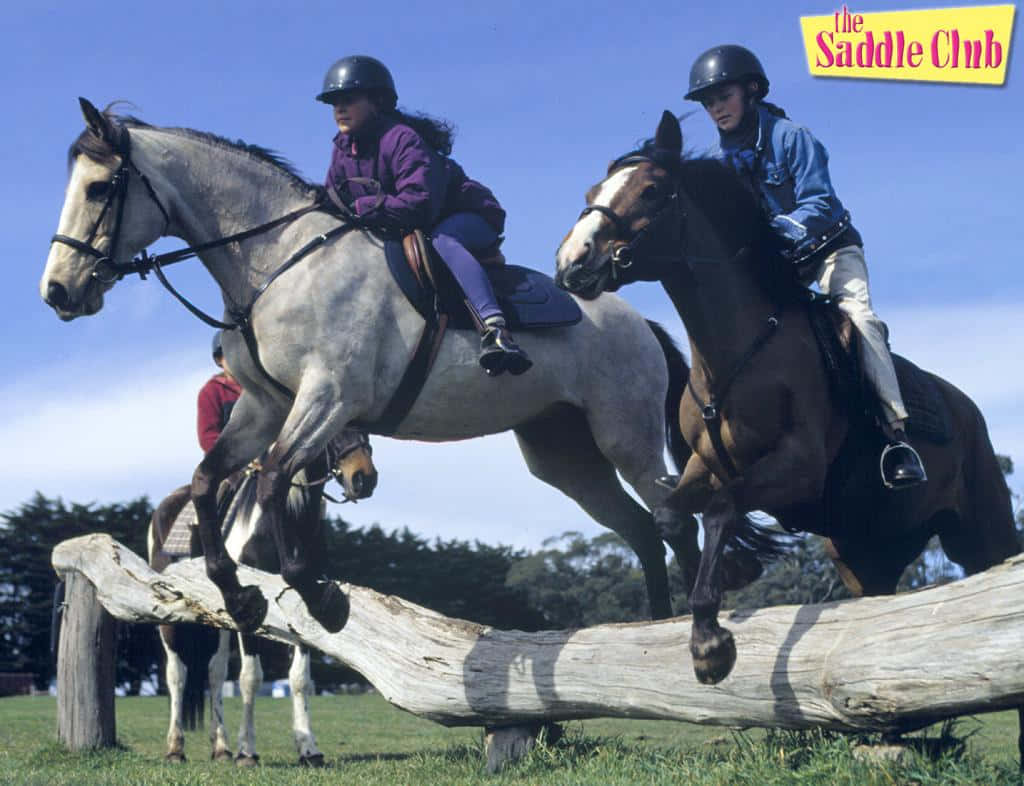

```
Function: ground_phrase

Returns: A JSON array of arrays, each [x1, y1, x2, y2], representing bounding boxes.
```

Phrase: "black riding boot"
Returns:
[[479, 319, 532, 377], [880, 428, 927, 489]]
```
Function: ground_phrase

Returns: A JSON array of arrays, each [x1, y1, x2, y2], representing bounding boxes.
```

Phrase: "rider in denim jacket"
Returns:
[[687, 44, 926, 489], [712, 104, 856, 272]]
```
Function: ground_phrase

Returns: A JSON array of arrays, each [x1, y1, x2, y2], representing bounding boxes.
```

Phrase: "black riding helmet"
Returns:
[[316, 55, 397, 106], [211, 330, 223, 361], [685, 44, 769, 101]]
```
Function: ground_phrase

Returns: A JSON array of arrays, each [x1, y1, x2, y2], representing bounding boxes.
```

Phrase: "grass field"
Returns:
[[0, 694, 1020, 784]]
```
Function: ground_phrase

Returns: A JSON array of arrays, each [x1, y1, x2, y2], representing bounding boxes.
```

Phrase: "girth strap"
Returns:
[[364, 230, 449, 435]]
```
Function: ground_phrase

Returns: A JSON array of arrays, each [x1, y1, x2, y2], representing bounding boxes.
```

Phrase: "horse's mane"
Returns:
[[68, 107, 316, 195], [675, 154, 797, 304]]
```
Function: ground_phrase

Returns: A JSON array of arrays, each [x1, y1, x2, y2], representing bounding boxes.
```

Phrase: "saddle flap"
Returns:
[[385, 235, 581, 330]]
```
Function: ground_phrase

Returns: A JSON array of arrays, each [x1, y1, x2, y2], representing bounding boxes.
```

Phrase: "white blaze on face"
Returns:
[[40, 156, 116, 307], [557, 165, 638, 273]]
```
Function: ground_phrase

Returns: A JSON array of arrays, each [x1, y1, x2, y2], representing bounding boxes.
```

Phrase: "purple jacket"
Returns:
[[325, 117, 505, 234]]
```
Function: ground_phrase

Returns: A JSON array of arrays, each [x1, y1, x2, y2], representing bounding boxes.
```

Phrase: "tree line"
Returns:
[[1, 458, 1019, 693]]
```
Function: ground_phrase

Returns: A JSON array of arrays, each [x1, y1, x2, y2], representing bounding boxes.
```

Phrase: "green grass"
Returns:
[[0, 694, 1020, 784]]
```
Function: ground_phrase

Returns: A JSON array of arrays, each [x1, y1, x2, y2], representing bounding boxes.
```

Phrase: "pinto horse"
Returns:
[[148, 434, 373, 765], [40, 99, 752, 633], [555, 111, 1019, 722]]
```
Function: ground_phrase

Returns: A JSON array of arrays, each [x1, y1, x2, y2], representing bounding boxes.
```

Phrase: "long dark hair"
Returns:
[[758, 100, 789, 119], [389, 108, 455, 156], [369, 90, 455, 155]]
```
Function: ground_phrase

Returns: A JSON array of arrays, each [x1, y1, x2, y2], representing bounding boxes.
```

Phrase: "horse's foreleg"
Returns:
[[161, 629, 187, 763], [192, 394, 275, 632], [234, 634, 262, 767], [689, 434, 825, 685], [289, 646, 324, 766], [208, 630, 232, 761]]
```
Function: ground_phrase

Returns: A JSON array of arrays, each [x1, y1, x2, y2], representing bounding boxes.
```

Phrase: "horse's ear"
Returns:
[[654, 110, 682, 157], [79, 97, 118, 147]]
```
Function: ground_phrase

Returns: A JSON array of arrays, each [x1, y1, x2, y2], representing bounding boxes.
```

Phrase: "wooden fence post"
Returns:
[[56, 571, 116, 750]]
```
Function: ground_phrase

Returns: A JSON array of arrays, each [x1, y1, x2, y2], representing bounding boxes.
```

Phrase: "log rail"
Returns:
[[52, 534, 1024, 733]]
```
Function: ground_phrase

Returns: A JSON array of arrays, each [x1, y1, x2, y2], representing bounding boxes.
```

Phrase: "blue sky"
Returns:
[[2, 0, 1021, 550]]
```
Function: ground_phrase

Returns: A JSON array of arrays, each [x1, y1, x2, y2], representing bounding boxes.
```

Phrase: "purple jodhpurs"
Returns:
[[431, 212, 503, 324]]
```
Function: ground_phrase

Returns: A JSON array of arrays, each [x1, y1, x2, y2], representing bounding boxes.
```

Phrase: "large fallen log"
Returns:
[[53, 534, 1024, 732]]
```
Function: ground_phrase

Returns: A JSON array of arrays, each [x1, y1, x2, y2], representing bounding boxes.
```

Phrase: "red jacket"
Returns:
[[197, 373, 242, 453]]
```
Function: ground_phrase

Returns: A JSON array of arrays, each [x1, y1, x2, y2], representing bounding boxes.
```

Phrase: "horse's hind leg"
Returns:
[[192, 393, 279, 632], [208, 630, 232, 761], [160, 627, 187, 762], [234, 633, 262, 767], [289, 645, 324, 766], [514, 406, 672, 619]]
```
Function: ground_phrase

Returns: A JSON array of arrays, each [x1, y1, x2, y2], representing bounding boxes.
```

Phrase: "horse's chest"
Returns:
[[681, 387, 788, 466]]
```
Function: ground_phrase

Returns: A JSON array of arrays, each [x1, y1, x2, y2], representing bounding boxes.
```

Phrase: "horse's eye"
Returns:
[[86, 181, 111, 200], [641, 185, 660, 201]]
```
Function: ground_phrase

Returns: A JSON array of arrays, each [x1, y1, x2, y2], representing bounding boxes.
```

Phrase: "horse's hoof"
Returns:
[[234, 753, 260, 767], [164, 752, 186, 763], [228, 586, 267, 633], [312, 582, 349, 633], [212, 748, 233, 762], [691, 625, 736, 685], [299, 753, 326, 767]]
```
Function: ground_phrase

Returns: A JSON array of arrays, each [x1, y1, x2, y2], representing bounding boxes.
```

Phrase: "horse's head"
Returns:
[[555, 111, 684, 299], [329, 429, 378, 501], [41, 98, 171, 320]]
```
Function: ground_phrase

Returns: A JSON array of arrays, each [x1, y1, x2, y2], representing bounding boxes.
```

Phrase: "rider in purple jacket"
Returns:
[[318, 55, 531, 376]]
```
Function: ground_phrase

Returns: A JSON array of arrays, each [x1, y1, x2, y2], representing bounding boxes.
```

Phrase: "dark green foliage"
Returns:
[[322, 517, 547, 631], [0, 493, 158, 692], [506, 531, 658, 627]]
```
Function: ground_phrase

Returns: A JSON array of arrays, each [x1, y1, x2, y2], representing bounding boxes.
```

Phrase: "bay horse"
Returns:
[[555, 111, 1019, 705], [40, 99, 738, 634], [148, 434, 373, 766]]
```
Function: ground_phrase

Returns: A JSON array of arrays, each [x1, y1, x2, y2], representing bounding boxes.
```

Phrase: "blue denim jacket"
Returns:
[[710, 105, 858, 263]]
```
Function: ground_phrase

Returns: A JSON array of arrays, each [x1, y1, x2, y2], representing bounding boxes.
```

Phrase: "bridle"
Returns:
[[49, 121, 357, 402], [576, 153, 683, 279], [51, 128, 172, 285]]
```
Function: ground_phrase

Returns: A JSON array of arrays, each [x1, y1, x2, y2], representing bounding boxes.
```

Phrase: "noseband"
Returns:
[[577, 154, 682, 278]]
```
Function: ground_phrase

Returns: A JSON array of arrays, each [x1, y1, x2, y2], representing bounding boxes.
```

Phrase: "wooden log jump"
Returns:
[[55, 571, 116, 750], [52, 533, 1024, 735]]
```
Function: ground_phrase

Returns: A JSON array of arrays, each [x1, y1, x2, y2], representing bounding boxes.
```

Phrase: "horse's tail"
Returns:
[[646, 320, 691, 473], [962, 395, 1020, 563], [178, 623, 217, 731]]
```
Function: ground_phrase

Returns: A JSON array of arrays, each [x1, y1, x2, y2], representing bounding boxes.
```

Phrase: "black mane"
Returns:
[[68, 109, 315, 194], [676, 156, 796, 303]]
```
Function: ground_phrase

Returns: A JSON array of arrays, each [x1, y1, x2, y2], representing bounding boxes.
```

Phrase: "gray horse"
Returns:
[[41, 99, 702, 633]]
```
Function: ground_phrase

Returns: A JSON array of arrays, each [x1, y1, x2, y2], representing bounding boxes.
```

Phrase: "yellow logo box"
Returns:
[[800, 4, 1015, 84]]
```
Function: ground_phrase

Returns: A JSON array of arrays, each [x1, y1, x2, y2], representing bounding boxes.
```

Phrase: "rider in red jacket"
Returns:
[[197, 331, 241, 453]]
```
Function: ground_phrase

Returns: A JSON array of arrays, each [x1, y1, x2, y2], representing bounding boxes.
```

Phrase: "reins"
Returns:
[[50, 127, 361, 399]]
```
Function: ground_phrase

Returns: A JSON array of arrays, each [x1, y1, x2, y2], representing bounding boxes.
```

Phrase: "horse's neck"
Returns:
[[668, 180, 776, 382], [134, 129, 321, 307]]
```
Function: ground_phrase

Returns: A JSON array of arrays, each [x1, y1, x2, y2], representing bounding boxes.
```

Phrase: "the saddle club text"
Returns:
[[799, 4, 1015, 84]]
